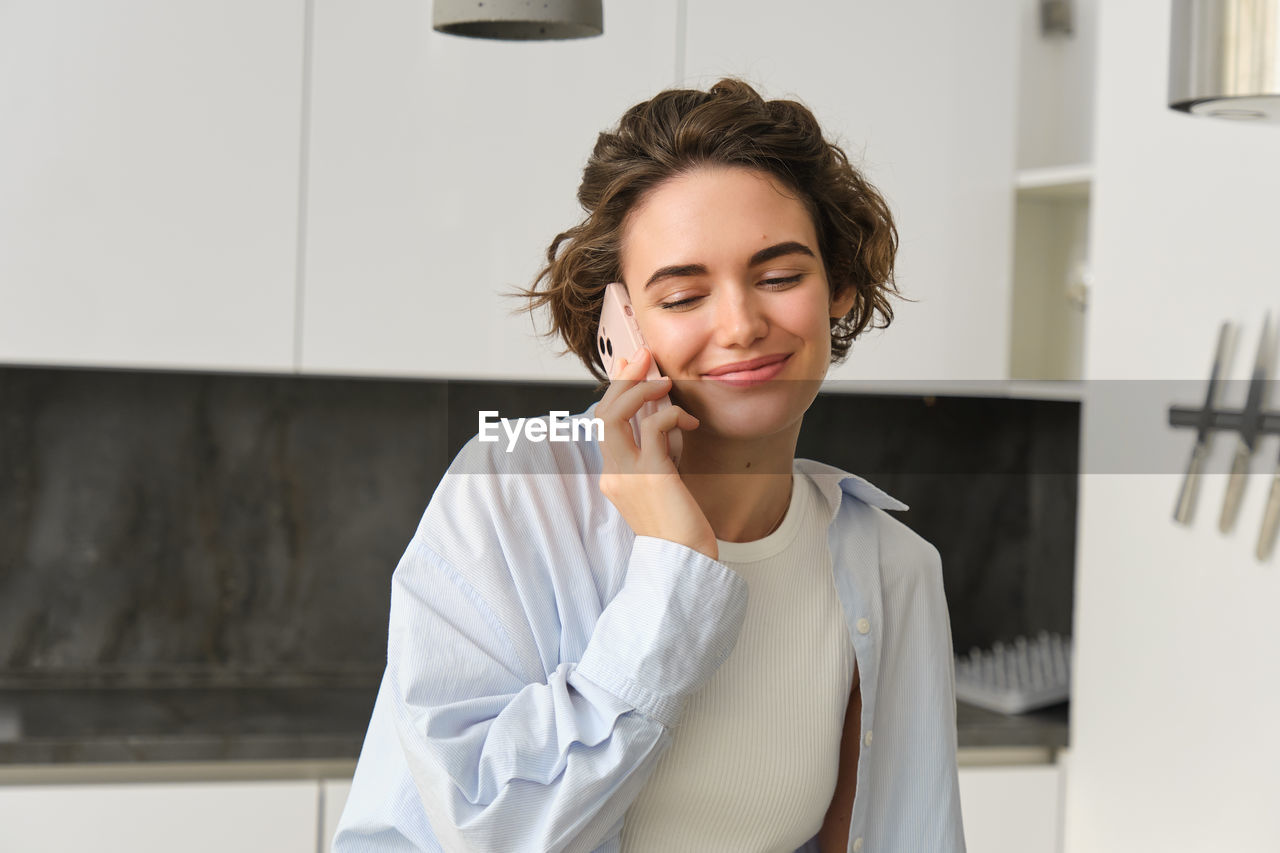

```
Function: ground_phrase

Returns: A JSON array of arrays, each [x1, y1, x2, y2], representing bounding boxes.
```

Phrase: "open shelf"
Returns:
[[1009, 164, 1092, 382], [1015, 164, 1094, 200]]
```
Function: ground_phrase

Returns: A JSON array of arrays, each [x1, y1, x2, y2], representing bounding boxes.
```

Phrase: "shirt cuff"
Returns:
[[573, 535, 749, 728]]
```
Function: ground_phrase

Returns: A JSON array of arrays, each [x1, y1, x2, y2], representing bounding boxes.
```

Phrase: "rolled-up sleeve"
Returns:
[[335, 455, 748, 852]]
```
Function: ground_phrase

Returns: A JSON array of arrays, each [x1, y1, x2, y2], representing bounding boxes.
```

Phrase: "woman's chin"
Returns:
[[683, 401, 802, 444], [677, 378, 818, 428]]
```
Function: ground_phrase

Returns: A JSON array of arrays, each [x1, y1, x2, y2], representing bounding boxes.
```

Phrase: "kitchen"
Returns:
[[1, 1, 1277, 851]]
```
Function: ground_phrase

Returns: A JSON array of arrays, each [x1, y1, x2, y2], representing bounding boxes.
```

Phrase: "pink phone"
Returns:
[[598, 282, 683, 464]]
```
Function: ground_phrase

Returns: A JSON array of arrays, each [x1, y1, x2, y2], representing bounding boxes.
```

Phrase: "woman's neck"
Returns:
[[676, 424, 800, 543]]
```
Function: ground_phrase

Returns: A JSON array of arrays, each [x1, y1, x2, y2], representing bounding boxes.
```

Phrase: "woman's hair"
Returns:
[[511, 77, 904, 386]]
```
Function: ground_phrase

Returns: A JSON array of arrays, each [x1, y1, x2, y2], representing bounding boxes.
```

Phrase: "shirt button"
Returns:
[[864, 730, 873, 747], [856, 618, 870, 634], [853, 837, 864, 852]]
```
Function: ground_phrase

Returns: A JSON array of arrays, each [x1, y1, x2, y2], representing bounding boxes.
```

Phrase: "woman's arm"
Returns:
[[342, 367, 740, 853], [380, 490, 748, 853], [817, 662, 861, 853]]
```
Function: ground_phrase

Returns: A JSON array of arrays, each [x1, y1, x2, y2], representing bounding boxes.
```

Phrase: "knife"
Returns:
[[1220, 313, 1275, 533], [1174, 322, 1235, 525], [1259, 454, 1280, 561]]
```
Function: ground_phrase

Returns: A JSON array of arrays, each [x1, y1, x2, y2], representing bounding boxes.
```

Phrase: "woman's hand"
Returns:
[[596, 347, 718, 560]]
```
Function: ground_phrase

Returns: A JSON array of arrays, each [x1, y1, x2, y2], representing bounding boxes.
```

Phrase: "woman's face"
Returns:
[[618, 165, 856, 441]]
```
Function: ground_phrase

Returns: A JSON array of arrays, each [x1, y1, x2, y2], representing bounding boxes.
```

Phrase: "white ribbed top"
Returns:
[[620, 469, 856, 852]]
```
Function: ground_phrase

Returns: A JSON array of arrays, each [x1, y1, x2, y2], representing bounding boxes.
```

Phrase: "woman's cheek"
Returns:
[[648, 332, 690, 378]]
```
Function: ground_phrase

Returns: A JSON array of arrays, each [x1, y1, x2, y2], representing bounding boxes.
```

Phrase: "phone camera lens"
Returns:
[[606, 339, 613, 357]]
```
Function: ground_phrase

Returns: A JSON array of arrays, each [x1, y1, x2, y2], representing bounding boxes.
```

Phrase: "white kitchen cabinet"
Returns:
[[958, 759, 1065, 853], [1009, 167, 1090, 382], [682, 1, 1021, 383], [0, 0, 304, 373], [299, 0, 682, 381], [1, 3, 1067, 385], [321, 777, 352, 852], [320, 764, 1062, 851], [0, 780, 318, 852]]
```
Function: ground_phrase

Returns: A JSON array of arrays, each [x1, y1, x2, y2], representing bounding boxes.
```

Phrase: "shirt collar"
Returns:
[[792, 458, 910, 523], [576, 402, 908, 519]]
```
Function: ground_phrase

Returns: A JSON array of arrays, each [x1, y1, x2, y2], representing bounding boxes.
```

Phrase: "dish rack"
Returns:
[[954, 631, 1073, 714]]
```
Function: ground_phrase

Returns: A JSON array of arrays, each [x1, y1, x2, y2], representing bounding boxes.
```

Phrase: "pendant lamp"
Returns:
[[1169, 0, 1280, 121], [433, 0, 603, 40]]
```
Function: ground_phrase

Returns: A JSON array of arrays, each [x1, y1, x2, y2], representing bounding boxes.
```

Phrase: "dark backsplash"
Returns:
[[0, 366, 1077, 687]]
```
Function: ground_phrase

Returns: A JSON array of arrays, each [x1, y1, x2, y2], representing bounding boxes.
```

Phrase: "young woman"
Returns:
[[335, 78, 964, 853]]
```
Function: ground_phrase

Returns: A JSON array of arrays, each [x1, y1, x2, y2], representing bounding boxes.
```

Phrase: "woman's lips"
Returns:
[[703, 354, 791, 387]]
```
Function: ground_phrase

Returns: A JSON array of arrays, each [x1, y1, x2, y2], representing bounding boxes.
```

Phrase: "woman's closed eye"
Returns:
[[658, 295, 701, 310], [761, 273, 806, 289], [657, 274, 807, 310]]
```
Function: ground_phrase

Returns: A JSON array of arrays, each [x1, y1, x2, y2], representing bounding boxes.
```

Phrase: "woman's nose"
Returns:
[[712, 284, 769, 348]]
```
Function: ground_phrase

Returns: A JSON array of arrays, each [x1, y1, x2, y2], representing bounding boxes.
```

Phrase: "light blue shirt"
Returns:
[[334, 402, 965, 852]]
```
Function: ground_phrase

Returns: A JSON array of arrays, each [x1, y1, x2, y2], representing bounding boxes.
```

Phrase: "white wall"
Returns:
[[1065, 3, 1280, 850], [682, 0, 1021, 383]]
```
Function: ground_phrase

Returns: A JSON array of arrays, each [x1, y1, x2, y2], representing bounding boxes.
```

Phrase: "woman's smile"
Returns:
[[702, 352, 792, 387]]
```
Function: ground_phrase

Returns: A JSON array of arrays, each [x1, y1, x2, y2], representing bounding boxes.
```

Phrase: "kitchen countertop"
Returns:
[[0, 687, 1068, 776], [0, 687, 374, 766]]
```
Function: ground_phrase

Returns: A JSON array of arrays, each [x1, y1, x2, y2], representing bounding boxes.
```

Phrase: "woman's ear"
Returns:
[[829, 280, 858, 319]]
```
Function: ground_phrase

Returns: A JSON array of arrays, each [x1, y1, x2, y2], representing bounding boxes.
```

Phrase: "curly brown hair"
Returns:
[[510, 77, 904, 386]]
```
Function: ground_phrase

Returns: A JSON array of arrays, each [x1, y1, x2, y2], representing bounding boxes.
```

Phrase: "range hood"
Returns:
[[1169, 0, 1280, 122]]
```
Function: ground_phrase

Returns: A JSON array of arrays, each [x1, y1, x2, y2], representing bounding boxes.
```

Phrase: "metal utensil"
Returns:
[[1174, 321, 1235, 524], [1258, 464, 1280, 561], [1221, 313, 1275, 533]]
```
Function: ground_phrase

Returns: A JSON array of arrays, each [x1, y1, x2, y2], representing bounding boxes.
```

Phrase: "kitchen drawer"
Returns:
[[0, 779, 318, 853], [958, 755, 1066, 853]]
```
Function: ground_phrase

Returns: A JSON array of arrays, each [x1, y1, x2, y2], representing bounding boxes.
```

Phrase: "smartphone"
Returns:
[[598, 282, 683, 464]]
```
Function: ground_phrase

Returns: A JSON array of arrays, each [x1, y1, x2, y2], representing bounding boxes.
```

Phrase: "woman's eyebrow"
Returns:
[[642, 263, 705, 290], [642, 241, 816, 290], [748, 240, 816, 267]]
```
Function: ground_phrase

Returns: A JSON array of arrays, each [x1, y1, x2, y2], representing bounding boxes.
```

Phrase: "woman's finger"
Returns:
[[598, 348, 670, 468], [599, 378, 671, 459], [635, 404, 698, 469], [601, 348, 650, 406], [608, 346, 651, 382], [612, 375, 671, 419], [599, 348, 656, 426], [627, 347, 652, 377], [608, 354, 628, 382], [598, 402, 637, 464], [597, 354, 635, 422]]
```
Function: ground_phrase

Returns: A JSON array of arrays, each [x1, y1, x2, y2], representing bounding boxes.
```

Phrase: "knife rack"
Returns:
[[1168, 407, 1280, 436], [1168, 315, 1280, 560]]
